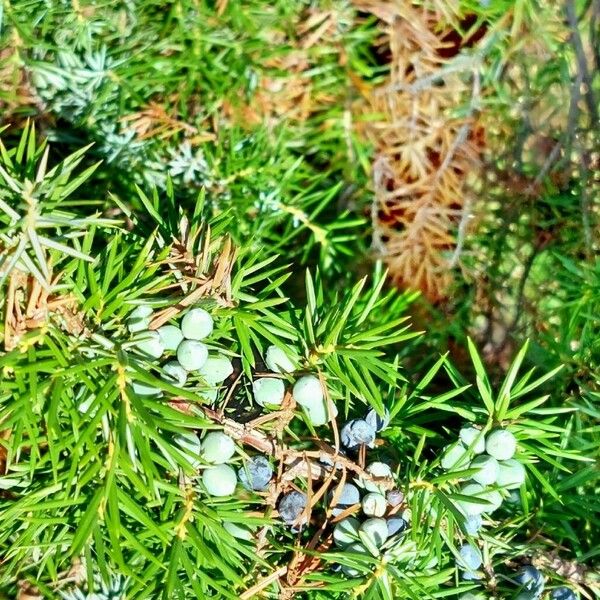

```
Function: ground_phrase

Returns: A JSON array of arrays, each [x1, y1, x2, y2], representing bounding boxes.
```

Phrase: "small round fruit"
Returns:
[[359, 517, 388, 548], [386, 489, 404, 507], [177, 340, 208, 371], [293, 375, 323, 409], [330, 483, 360, 516], [463, 513, 483, 536], [278, 491, 307, 525], [201, 432, 235, 464], [458, 543, 482, 571], [265, 345, 295, 373], [365, 407, 390, 432], [485, 429, 517, 460], [550, 587, 577, 600], [223, 521, 253, 541], [135, 330, 165, 360], [480, 488, 503, 513], [364, 461, 393, 493], [340, 544, 365, 577], [238, 456, 273, 491], [341, 419, 376, 450], [162, 361, 187, 387], [459, 426, 486, 454], [127, 305, 153, 333], [198, 355, 234, 384], [470, 455, 500, 486], [303, 399, 336, 427], [387, 517, 407, 536], [459, 594, 486, 600], [131, 380, 162, 396], [455, 482, 487, 516], [174, 432, 201, 467], [253, 378, 286, 407], [181, 308, 213, 340], [441, 442, 470, 470], [497, 459, 526, 489], [202, 464, 236, 497], [157, 325, 183, 351], [362, 493, 387, 517], [333, 517, 360, 548], [515, 566, 544, 595]]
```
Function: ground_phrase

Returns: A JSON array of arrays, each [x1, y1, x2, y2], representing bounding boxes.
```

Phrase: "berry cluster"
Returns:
[[441, 426, 527, 584], [127, 306, 232, 398]]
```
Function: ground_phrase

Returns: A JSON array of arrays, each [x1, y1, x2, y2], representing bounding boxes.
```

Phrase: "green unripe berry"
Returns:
[[456, 482, 487, 516], [127, 305, 153, 333], [441, 442, 470, 470], [359, 517, 388, 547], [134, 330, 164, 360], [302, 399, 337, 427], [202, 464, 237, 496], [459, 426, 486, 454], [198, 355, 234, 384], [157, 325, 183, 351], [362, 492, 387, 517], [470, 455, 500, 486], [162, 361, 187, 387], [201, 432, 235, 464], [253, 378, 286, 407], [480, 488, 503, 513], [223, 521, 253, 541], [496, 459, 526, 489], [485, 429, 517, 460], [265, 345, 295, 373], [177, 340, 208, 371], [181, 308, 214, 340], [293, 375, 323, 409], [333, 517, 360, 548], [174, 431, 201, 467], [131, 380, 161, 396]]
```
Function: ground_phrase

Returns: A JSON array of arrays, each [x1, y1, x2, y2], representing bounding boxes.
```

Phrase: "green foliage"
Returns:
[[0, 1, 598, 599]]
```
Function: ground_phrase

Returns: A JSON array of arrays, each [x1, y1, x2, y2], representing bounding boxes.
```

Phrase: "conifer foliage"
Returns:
[[0, 1, 598, 599]]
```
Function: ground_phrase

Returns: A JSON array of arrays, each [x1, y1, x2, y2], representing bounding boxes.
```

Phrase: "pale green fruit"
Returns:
[[479, 488, 503, 513], [362, 493, 387, 517], [455, 482, 487, 516], [485, 429, 517, 460], [496, 459, 526, 489], [253, 378, 286, 407], [459, 426, 486, 454], [265, 345, 296, 373], [135, 330, 164, 360], [131, 380, 161, 396], [201, 432, 235, 464], [333, 517, 360, 548], [198, 355, 234, 384], [293, 375, 323, 409], [363, 461, 393, 493], [303, 399, 337, 427], [359, 517, 388, 547], [441, 442, 470, 470], [174, 431, 201, 467], [181, 308, 214, 340], [223, 521, 253, 541], [470, 455, 500, 486], [177, 340, 208, 371], [127, 305, 153, 333], [162, 361, 187, 387], [157, 325, 183, 351], [202, 464, 237, 497]]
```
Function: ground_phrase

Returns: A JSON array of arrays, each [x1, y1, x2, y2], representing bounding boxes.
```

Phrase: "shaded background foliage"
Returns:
[[0, 0, 598, 598]]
